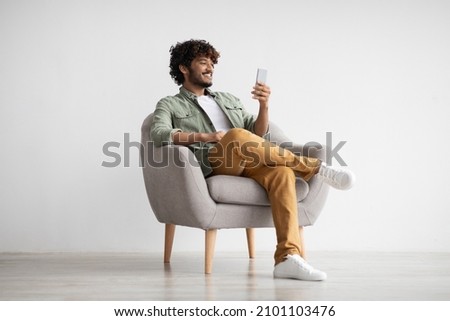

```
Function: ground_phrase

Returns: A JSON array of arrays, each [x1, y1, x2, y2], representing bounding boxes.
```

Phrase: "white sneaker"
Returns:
[[273, 254, 327, 281], [318, 164, 355, 190]]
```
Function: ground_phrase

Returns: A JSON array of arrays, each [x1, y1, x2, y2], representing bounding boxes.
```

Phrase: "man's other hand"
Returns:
[[205, 131, 226, 142]]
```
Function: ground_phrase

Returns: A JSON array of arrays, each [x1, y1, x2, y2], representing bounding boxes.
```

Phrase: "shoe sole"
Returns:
[[273, 272, 327, 281]]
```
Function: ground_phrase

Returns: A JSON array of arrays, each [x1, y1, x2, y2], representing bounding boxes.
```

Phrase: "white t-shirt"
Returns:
[[197, 95, 232, 132]]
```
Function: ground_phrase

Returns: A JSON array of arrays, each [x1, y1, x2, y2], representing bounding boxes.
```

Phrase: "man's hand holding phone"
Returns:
[[252, 68, 271, 107]]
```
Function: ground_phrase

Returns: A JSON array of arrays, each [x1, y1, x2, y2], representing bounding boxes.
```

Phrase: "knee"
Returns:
[[272, 167, 296, 184], [225, 128, 249, 140]]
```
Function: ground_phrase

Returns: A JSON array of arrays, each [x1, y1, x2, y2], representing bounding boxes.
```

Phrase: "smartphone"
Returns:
[[256, 68, 268, 84]]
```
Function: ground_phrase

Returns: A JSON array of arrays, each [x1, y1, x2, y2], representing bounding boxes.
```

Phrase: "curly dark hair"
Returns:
[[169, 39, 220, 85]]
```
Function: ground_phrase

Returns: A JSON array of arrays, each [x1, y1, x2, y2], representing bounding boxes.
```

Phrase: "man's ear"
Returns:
[[179, 65, 188, 75]]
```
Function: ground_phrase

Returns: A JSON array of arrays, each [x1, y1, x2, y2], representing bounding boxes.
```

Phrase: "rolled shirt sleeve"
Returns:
[[150, 98, 182, 146]]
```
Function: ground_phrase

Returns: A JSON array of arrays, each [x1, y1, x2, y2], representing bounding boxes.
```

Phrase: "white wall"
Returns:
[[1, 0, 449, 253]]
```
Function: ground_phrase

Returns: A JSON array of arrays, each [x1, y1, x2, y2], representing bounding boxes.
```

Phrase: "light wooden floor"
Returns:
[[0, 251, 449, 301]]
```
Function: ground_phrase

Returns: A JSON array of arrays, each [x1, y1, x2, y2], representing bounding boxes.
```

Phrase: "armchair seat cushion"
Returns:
[[206, 175, 309, 206]]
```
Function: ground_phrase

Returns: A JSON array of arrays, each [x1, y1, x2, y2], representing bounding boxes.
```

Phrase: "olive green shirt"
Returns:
[[150, 87, 258, 176]]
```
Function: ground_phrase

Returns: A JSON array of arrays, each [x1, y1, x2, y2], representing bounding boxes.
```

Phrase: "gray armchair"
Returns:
[[141, 113, 329, 274]]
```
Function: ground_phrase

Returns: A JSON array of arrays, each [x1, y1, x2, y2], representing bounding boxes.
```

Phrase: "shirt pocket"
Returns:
[[172, 109, 202, 132], [223, 105, 244, 128]]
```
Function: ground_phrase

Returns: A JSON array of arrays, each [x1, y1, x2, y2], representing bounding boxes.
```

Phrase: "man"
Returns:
[[151, 39, 355, 281]]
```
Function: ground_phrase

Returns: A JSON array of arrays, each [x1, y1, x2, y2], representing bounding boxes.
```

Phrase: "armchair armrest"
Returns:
[[267, 121, 327, 161], [283, 142, 327, 162], [141, 144, 217, 229]]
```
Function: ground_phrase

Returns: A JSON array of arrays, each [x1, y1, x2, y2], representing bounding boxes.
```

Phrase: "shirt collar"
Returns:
[[179, 86, 216, 99]]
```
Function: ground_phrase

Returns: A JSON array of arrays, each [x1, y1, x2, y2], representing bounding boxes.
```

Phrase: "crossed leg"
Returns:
[[208, 128, 321, 264]]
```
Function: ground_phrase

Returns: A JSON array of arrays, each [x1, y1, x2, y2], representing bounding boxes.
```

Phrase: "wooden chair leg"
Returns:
[[205, 229, 217, 274], [164, 224, 176, 263], [246, 228, 255, 259], [299, 226, 306, 259]]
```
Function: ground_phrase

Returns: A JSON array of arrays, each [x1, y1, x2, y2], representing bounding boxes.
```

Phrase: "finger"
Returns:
[[259, 87, 270, 96], [255, 83, 270, 89], [256, 90, 268, 97], [259, 85, 270, 93], [254, 84, 264, 91], [252, 86, 270, 99]]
